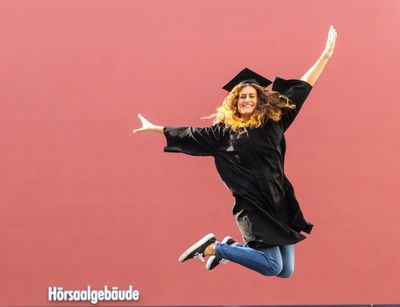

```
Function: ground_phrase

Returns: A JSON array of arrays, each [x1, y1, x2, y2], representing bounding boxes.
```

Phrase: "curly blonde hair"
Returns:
[[207, 82, 295, 131]]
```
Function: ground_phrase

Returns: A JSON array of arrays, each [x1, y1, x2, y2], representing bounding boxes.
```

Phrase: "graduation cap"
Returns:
[[222, 67, 272, 92]]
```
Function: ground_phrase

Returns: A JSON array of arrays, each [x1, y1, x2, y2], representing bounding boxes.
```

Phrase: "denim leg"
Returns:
[[215, 243, 283, 276], [277, 245, 295, 278]]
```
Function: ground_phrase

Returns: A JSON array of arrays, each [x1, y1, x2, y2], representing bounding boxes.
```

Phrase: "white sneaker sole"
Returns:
[[178, 233, 215, 263]]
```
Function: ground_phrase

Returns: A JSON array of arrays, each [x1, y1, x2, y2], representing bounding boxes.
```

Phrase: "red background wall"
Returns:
[[1, 0, 400, 306]]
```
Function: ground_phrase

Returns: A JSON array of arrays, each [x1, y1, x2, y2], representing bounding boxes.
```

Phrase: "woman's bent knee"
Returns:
[[259, 261, 283, 277], [277, 267, 294, 278]]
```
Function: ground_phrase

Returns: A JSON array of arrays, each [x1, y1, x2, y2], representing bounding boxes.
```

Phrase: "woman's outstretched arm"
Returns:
[[133, 114, 164, 134], [132, 114, 226, 156], [301, 25, 337, 86]]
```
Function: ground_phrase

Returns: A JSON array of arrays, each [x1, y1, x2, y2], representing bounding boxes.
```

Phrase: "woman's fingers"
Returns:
[[138, 113, 146, 123], [132, 127, 144, 133], [138, 113, 152, 125], [323, 26, 337, 58], [133, 113, 152, 133], [133, 113, 144, 133], [329, 26, 337, 43]]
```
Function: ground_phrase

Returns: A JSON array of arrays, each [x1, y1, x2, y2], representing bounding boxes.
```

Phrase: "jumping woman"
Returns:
[[133, 26, 337, 277]]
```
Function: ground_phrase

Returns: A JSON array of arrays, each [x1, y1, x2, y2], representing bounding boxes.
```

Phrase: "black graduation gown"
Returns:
[[163, 77, 314, 247]]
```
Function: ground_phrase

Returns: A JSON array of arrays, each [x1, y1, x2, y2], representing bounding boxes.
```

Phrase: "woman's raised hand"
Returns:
[[323, 25, 337, 58], [133, 113, 154, 133], [133, 114, 164, 134]]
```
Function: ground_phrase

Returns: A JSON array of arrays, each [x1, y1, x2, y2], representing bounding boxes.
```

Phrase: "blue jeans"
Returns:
[[215, 242, 295, 278]]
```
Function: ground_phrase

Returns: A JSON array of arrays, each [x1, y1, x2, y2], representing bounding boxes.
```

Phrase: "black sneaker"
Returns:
[[205, 236, 236, 271], [178, 233, 216, 263]]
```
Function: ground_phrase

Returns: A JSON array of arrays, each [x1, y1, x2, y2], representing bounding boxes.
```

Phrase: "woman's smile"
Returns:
[[237, 86, 258, 119]]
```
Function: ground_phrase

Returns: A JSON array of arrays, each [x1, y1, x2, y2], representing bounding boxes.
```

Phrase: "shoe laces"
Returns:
[[193, 252, 205, 262]]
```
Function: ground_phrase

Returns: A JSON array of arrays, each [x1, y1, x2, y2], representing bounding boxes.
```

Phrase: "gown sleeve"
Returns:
[[163, 123, 226, 157], [272, 76, 313, 131]]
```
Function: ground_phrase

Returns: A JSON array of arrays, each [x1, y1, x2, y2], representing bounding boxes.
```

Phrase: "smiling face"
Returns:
[[237, 85, 258, 120]]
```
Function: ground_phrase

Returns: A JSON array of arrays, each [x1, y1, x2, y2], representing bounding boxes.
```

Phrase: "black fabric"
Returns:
[[163, 77, 313, 246], [272, 76, 313, 131]]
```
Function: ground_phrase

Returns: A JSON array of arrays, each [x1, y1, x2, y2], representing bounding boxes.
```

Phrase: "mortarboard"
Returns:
[[222, 67, 272, 92]]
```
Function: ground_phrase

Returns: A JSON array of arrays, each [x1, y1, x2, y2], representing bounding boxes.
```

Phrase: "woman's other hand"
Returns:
[[323, 25, 337, 58], [133, 114, 164, 134]]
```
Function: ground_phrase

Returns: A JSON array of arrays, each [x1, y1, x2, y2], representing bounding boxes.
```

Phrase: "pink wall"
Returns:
[[1, 0, 400, 306]]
